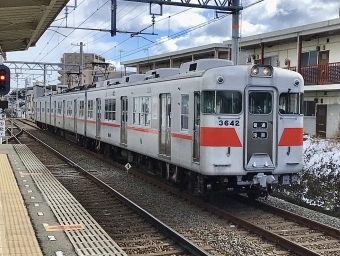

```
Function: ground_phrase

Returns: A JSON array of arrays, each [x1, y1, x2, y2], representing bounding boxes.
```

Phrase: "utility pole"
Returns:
[[16, 73, 18, 117], [119, 50, 124, 77], [71, 42, 84, 87], [232, 0, 240, 65], [25, 78, 28, 118], [79, 42, 84, 87], [43, 64, 47, 96]]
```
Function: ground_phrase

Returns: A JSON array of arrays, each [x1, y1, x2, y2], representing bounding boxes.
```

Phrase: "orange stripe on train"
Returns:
[[278, 128, 303, 146], [200, 127, 242, 147]]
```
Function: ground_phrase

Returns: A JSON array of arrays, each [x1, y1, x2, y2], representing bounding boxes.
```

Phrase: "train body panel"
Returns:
[[34, 59, 304, 197]]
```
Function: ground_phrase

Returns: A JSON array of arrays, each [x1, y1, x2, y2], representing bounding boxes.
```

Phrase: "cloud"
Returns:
[[5, 0, 340, 88]]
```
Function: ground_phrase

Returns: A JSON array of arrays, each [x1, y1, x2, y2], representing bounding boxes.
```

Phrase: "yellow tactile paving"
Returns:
[[0, 154, 42, 256]]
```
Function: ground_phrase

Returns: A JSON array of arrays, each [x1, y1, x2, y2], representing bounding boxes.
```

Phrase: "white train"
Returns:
[[34, 59, 304, 198]]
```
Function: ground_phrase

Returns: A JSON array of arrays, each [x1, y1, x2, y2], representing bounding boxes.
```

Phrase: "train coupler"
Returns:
[[252, 173, 275, 188]]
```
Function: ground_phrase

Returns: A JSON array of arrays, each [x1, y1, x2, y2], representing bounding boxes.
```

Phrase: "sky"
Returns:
[[5, 0, 340, 89]]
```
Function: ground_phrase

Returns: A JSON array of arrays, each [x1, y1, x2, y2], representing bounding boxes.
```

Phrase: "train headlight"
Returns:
[[263, 67, 272, 76], [251, 65, 273, 77], [251, 67, 259, 75]]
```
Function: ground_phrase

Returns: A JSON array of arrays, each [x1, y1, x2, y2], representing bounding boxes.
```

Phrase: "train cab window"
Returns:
[[249, 92, 272, 114], [279, 93, 303, 114], [201, 90, 242, 114]]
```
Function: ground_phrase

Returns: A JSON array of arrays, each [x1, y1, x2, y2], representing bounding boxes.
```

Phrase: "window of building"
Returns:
[[87, 100, 94, 119], [263, 55, 279, 66], [105, 98, 116, 121], [181, 95, 189, 130], [303, 101, 315, 116], [67, 101, 72, 116], [79, 100, 85, 118], [133, 97, 151, 126], [301, 51, 318, 66]]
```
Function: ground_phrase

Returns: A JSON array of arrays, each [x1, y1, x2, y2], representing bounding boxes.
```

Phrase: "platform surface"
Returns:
[[0, 144, 127, 256]]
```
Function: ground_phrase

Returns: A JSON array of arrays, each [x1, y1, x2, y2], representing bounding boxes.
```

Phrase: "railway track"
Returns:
[[14, 119, 340, 255], [13, 119, 208, 256]]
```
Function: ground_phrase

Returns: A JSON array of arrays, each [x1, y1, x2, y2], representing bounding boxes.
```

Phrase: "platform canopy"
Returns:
[[0, 0, 69, 54]]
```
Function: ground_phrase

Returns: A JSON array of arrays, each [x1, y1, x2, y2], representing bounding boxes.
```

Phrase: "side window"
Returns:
[[57, 101, 62, 115], [181, 94, 189, 130], [105, 98, 116, 121], [67, 101, 72, 116], [79, 100, 85, 118], [87, 100, 94, 119], [133, 97, 151, 126]]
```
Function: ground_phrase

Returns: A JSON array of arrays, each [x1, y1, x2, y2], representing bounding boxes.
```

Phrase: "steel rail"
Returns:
[[19, 126, 211, 256], [18, 119, 326, 255]]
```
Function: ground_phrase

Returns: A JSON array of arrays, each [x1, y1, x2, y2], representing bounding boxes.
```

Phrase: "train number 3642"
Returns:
[[218, 120, 240, 126]]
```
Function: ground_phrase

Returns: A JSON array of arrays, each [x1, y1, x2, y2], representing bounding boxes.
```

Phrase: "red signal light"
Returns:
[[0, 75, 5, 81]]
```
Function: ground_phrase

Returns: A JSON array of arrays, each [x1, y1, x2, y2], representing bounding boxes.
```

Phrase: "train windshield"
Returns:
[[249, 92, 272, 114], [279, 93, 303, 114], [201, 90, 242, 114]]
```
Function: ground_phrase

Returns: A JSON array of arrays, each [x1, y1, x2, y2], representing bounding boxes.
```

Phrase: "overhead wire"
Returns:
[[39, 0, 109, 62], [107, 12, 229, 61], [99, 6, 195, 57], [103, 9, 228, 60]]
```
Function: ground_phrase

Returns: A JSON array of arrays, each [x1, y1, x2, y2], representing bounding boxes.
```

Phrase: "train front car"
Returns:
[[199, 64, 304, 198]]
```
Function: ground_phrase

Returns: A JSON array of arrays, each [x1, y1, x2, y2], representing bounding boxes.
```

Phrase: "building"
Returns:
[[122, 18, 340, 138], [59, 53, 119, 88]]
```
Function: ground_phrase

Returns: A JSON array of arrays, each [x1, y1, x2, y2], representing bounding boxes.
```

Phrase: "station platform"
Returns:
[[0, 144, 127, 256]]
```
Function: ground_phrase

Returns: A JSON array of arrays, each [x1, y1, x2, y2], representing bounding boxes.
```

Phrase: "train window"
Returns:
[[249, 92, 272, 114], [57, 101, 62, 115], [87, 100, 94, 119], [201, 90, 242, 114], [67, 101, 72, 116], [105, 99, 116, 121], [79, 100, 85, 118], [279, 93, 303, 115], [133, 96, 151, 126], [181, 94, 189, 130]]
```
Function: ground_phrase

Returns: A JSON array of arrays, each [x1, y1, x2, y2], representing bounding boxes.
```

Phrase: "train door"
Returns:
[[193, 92, 200, 163], [120, 96, 128, 145], [245, 89, 276, 170], [316, 104, 327, 138], [159, 93, 171, 157], [74, 99, 77, 132], [96, 98, 101, 138]]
